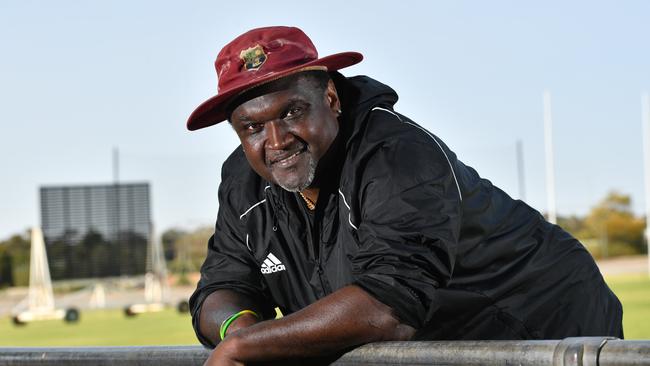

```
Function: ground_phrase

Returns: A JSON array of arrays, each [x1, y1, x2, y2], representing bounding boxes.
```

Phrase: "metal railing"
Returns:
[[0, 337, 648, 365]]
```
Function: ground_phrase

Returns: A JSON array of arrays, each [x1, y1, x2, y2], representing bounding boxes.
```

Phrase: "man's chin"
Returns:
[[272, 159, 317, 192], [274, 175, 311, 192]]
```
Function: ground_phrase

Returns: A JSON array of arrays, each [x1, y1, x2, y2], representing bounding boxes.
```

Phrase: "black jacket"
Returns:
[[190, 75, 622, 347]]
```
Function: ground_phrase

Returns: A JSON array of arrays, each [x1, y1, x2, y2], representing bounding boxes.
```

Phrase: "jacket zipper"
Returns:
[[314, 195, 333, 295]]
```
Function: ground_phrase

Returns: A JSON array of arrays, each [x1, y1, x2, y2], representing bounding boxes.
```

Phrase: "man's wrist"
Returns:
[[220, 310, 259, 339], [222, 312, 260, 339], [211, 333, 245, 366]]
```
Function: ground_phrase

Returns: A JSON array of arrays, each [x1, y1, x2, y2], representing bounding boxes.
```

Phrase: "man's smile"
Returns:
[[267, 144, 308, 168]]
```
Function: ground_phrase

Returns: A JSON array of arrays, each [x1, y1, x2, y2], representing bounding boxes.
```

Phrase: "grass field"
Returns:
[[606, 274, 650, 339], [0, 274, 648, 346], [0, 309, 198, 346]]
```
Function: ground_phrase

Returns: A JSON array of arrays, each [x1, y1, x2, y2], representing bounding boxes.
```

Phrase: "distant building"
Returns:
[[40, 183, 151, 280]]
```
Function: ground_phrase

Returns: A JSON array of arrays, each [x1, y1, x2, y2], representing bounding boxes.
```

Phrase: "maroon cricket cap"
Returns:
[[186, 26, 363, 131]]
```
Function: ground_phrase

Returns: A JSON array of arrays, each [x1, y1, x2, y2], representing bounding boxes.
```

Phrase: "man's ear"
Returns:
[[325, 79, 341, 114]]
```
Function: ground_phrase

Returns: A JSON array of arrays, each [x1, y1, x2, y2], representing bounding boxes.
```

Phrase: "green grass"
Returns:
[[1, 275, 648, 346], [0, 309, 199, 346], [606, 274, 650, 339]]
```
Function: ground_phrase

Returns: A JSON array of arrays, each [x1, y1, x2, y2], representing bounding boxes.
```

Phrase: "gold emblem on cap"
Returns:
[[240, 45, 267, 71]]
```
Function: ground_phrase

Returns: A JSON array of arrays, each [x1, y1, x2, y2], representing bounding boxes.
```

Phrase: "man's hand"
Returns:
[[203, 337, 243, 366], [200, 285, 415, 365]]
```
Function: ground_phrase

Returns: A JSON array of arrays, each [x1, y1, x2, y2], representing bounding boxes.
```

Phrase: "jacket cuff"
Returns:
[[188, 284, 276, 349], [353, 273, 427, 329]]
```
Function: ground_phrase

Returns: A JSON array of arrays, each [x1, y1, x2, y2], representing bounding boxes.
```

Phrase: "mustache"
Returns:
[[266, 142, 307, 165]]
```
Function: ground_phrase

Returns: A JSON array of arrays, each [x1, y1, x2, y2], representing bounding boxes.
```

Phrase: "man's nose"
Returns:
[[265, 120, 293, 149]]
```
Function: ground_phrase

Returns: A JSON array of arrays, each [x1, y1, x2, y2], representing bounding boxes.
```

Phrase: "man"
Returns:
[[187, 26, 623, 365]]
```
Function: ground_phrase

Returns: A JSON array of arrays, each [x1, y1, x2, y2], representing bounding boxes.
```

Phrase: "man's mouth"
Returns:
[[268, 145, 307, 167]]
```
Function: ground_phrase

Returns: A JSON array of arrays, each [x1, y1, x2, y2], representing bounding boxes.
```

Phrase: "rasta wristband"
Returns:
[[219, 310, 259, 340]]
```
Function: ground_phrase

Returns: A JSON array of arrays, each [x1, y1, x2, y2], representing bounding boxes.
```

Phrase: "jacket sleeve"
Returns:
[[351, 129, 462, 329], [188, 181, 275, 347]]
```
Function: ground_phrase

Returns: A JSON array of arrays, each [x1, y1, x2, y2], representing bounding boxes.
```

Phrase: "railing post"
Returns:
[[600, 340, 650, 366], [552, 337, 614, 366]]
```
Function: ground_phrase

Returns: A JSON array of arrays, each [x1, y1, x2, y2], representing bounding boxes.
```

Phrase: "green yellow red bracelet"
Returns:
[[219, 310, 259, 340]]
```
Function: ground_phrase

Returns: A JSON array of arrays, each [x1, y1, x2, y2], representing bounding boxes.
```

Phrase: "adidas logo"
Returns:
[[260, 252, 286, 274]]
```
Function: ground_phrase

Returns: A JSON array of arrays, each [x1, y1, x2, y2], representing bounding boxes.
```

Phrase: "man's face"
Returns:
[[230, 76, 340, 192]]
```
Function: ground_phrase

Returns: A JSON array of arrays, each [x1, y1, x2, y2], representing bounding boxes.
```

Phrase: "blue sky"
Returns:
[[1, 0, 649, 240]]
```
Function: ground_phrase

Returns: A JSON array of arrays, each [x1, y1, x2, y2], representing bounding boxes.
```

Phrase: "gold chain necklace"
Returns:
[[298, 192, 316, 211]]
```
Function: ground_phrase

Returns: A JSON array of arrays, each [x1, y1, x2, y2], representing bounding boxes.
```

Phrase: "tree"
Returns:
[[583, 191, 645, 257], [0, 251, 15, 287], [162, 226, 213, 283], [0, 232, 30, 286], [557, 214, 587, 239], [162, 228, 187, 261]]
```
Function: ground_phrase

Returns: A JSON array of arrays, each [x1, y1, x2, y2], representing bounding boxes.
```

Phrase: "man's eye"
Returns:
[[246, 123, 263, 132], [285, 107, 302, 118]]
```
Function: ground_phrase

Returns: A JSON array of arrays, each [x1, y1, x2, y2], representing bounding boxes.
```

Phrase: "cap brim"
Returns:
[[186, 51, 363, 131]]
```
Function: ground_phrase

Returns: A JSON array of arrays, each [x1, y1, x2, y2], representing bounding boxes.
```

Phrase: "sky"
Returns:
[[1, 0, 649, 241]]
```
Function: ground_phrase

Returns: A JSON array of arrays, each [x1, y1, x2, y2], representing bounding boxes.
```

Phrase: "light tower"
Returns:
[[543, 90, 557, 224], [641, 92, 650, 278]]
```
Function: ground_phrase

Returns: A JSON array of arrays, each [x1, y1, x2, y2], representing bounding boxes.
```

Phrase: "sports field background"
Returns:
[[0, 273, 648, 346], [607, 274, 650, 339]]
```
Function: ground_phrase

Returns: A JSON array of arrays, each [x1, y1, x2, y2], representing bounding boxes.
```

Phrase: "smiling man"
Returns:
[[229, 72, 339, 199], [187, 26, 623, 365]]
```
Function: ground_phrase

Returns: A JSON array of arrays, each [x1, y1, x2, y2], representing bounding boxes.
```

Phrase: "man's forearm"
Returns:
[[209, 285, 415, 364], [198, 289, 270, 346]]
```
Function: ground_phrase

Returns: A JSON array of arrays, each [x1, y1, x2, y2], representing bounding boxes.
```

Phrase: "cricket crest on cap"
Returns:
[[240, 45, 267, 71]]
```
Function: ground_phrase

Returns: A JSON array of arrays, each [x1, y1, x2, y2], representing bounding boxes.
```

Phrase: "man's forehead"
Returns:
[[228, 75, 321, 119], [232, 91, 307, 119]]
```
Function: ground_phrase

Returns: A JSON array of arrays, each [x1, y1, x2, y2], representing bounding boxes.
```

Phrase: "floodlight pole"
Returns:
[[113, 147, 119, 184], [641, 92, 650, 278], [543, 90, 557, 224], [516, 139, 526, 201]]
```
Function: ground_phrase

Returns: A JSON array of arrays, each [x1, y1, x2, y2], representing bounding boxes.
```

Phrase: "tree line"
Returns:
[[557, 191, 646, 258]]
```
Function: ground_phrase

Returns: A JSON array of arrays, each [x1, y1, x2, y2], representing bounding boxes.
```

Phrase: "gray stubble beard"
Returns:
[[275, 155, 317, 192]]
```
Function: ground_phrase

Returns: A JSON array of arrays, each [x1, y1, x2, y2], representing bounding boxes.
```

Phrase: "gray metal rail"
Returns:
[[0, 337, 648, 365]]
